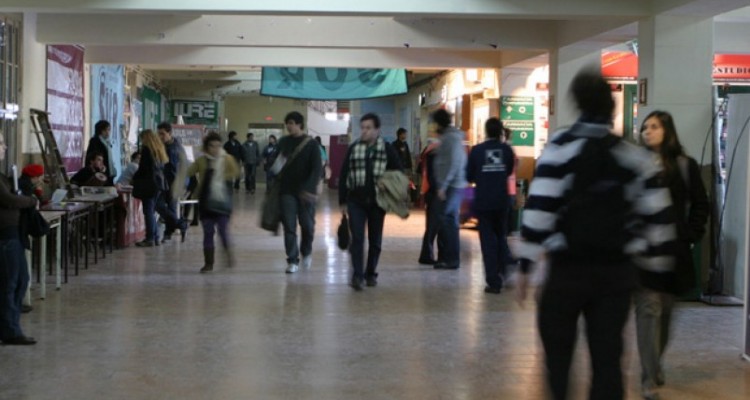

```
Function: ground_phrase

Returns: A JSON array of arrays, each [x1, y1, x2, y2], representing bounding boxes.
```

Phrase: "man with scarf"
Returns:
[[339, 113, 402, 291]]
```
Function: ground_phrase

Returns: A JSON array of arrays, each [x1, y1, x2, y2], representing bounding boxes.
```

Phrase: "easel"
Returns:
[[29, 109, 72, 196]]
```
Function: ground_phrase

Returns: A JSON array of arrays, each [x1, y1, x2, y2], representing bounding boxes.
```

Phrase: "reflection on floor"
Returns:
[[1, 189, 748, 400]]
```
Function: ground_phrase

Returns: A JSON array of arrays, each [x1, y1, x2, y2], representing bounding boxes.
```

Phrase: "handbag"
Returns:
[[260, 136, 312, 233], [199, 167, 232, 215], [337, 215, 350, 250]]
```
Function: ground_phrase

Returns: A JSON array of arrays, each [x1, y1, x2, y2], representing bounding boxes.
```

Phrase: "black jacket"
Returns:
[[276, 135, 322, 196], [224, 139, 244, 164], [85, 136, 115, 182]]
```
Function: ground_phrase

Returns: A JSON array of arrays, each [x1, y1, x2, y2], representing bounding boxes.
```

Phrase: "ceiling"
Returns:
[[4, 0, 750, 98]]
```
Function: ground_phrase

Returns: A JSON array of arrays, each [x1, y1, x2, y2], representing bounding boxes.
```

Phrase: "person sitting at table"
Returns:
[[71, 152, 111, 187], [115, 151, 141, 187], [20, 164, 45, 202]]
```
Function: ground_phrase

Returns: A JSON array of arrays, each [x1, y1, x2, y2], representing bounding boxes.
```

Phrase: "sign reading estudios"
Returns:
[[172, 100, 218, 125]]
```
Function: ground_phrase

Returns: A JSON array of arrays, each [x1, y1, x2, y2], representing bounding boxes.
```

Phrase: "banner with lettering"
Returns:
[[46, 45, 84, 172], [172, 100, 218, 125], [91, 64, 125, 178], [261, 68, 408, 100]]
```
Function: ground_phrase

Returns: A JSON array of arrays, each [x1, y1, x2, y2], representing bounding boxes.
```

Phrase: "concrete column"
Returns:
[[548, 46, 601, 132], [638, 15, 713, 163], [20, 12, 47, 157]]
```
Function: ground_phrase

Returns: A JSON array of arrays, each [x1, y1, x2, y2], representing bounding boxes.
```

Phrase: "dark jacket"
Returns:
[[262, 144, 279, 172], [338, 139, 401, 206], [466, 139, 515, 211], [393, 139, 412, 171], [85, 135, 115, 182], [163, 138, 185, 188], [241, 140, 260, 165], [70, 166, 108, 187], [276, 135, 322, 196], [224, 139, 244, 164], [663, 155, 709, 294], [0, 174, 37, 233], [133, 146, 166, 199]]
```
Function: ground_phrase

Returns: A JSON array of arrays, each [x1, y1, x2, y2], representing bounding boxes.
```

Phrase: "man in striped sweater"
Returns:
[[516, 68, 677, 400]]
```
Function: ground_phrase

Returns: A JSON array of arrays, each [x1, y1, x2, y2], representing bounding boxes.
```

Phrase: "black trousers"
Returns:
[[538, 260, 634, 400]]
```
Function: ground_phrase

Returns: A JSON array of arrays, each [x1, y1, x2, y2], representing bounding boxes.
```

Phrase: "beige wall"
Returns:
[[223, 96, 307, 137]]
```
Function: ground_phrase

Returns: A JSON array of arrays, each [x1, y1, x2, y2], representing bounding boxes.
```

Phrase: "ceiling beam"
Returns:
[[37, 14, 557, 50], [85, 45, 543, 69], [4, 0, 653, 18]]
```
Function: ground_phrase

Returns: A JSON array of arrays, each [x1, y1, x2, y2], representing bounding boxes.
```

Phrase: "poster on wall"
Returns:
[[141, 86, 161, 131], [46, 45, 85, 172], [91, 64, 125, 178], [172, 100, 218, 126], [501, 96, 535, 146]]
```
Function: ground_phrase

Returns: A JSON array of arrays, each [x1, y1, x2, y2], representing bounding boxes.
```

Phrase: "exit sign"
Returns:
[[172, 100, 218, 124]]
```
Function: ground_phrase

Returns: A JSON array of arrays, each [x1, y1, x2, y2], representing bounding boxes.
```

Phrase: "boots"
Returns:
[[200, 248, 214, 273]]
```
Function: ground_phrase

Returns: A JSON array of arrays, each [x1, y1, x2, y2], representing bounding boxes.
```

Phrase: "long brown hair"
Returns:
[[640, 110, 685, 176], [139, 129, 169, 163]]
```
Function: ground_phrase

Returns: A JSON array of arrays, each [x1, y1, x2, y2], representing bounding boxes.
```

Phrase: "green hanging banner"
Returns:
[[261, 67, 408, 100]]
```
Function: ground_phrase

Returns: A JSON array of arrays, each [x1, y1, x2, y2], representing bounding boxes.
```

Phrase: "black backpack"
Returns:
[[557, 134, 630, 263]]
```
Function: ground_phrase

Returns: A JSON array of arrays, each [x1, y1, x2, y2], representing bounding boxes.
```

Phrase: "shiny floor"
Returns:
[[1, 189, 748, 400]]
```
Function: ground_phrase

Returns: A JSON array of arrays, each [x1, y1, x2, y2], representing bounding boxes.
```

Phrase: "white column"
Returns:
[[548, 46, 601, 132], [20, 12, 47, 155], [638, 15, 713, 163]]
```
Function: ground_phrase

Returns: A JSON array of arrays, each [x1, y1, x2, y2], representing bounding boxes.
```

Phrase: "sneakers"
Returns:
[[301, 255, 312, 269], [285, 263, 299, 274]]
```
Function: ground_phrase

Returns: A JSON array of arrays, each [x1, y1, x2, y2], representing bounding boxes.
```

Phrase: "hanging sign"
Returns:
[[501, 96, 535, 146], [172, 100, 218, 125], [261, 67, 408, 100]]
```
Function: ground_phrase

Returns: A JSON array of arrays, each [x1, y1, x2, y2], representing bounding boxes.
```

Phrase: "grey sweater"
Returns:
[[434, 127, 467, 191]]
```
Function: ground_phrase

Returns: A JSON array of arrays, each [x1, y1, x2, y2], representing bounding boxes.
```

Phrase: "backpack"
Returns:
[[557, 134, 630, 264]]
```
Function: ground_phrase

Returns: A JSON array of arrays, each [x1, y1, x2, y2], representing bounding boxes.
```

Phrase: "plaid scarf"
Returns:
[[347, 137, 387, 189]]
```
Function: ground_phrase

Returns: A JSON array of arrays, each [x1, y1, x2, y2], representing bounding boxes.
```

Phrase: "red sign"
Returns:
[[601, 52, 750, 82]]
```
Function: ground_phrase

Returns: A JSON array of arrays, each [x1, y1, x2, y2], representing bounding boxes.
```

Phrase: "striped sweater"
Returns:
[[518, 122, 676, 279]]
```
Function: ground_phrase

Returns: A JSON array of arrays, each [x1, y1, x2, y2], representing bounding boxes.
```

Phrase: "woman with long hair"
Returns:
[[133, 129, 184, 247], [186, 131, 240, 273], [636, 110, 709, 399]]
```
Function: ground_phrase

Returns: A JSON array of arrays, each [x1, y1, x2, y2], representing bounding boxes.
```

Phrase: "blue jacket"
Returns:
[[466, 139, 515, 211]]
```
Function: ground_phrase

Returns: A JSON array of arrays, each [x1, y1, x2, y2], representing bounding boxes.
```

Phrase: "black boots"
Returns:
[[200, 248, 214, 273]]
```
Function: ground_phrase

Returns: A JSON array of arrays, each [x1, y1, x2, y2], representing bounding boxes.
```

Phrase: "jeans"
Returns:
[[280, 194, 316, 264], [142, 196, 158, 242], [0, 235, 29, 340], [538, 261, 635, 400], [437, 187, 463, 266], [244, 163, 257, 192], [201, 214, 230, 250], [476, 207, 510, 289], [266, 172, 276, 193], [419, 191, 444, 262], [347, 201, 386, 281], [634, 289, 675, 391]]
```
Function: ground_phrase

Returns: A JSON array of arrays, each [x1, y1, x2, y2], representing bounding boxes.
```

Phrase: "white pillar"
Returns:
[[20, 12, 47, 156], [548, 46, 601, 132], [638, 15, 713, 163]]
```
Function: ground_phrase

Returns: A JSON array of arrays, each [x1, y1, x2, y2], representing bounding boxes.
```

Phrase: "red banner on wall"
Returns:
[[46, 45, 85, 173], [602, 52, 750, 82]]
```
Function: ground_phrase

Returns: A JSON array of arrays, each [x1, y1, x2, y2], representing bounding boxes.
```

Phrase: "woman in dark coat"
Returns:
[[636, 110, 709, 399]]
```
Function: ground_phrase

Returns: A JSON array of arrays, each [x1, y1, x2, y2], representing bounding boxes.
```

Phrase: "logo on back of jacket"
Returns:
[[482, 149, 506, 172]]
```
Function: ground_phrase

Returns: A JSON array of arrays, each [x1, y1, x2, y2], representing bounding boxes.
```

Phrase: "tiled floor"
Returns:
[[1, 189, 748, 399]]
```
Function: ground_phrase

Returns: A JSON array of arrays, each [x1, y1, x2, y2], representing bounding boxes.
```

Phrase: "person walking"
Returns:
[[262, 135, 279, 193], [339, 113, 402, 290], [417, 137, 443, 265], [133, 129, 184, 247], [277, 112, 322, 274], [186, 132, 240, 273], [393, 127, 413, 172], [241, 132, 260, 194], [635, 110, 709, 400], [516, 68, 677, 400], [223, 131, 244, 191], [466, 118, 515, 294], [157, 122, 189, 242], [431, 109, 467, 270], [0, 132, 38, 345]]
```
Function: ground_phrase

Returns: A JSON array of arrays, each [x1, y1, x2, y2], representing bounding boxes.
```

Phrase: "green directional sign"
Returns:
[[500, 96, 535, 146]]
